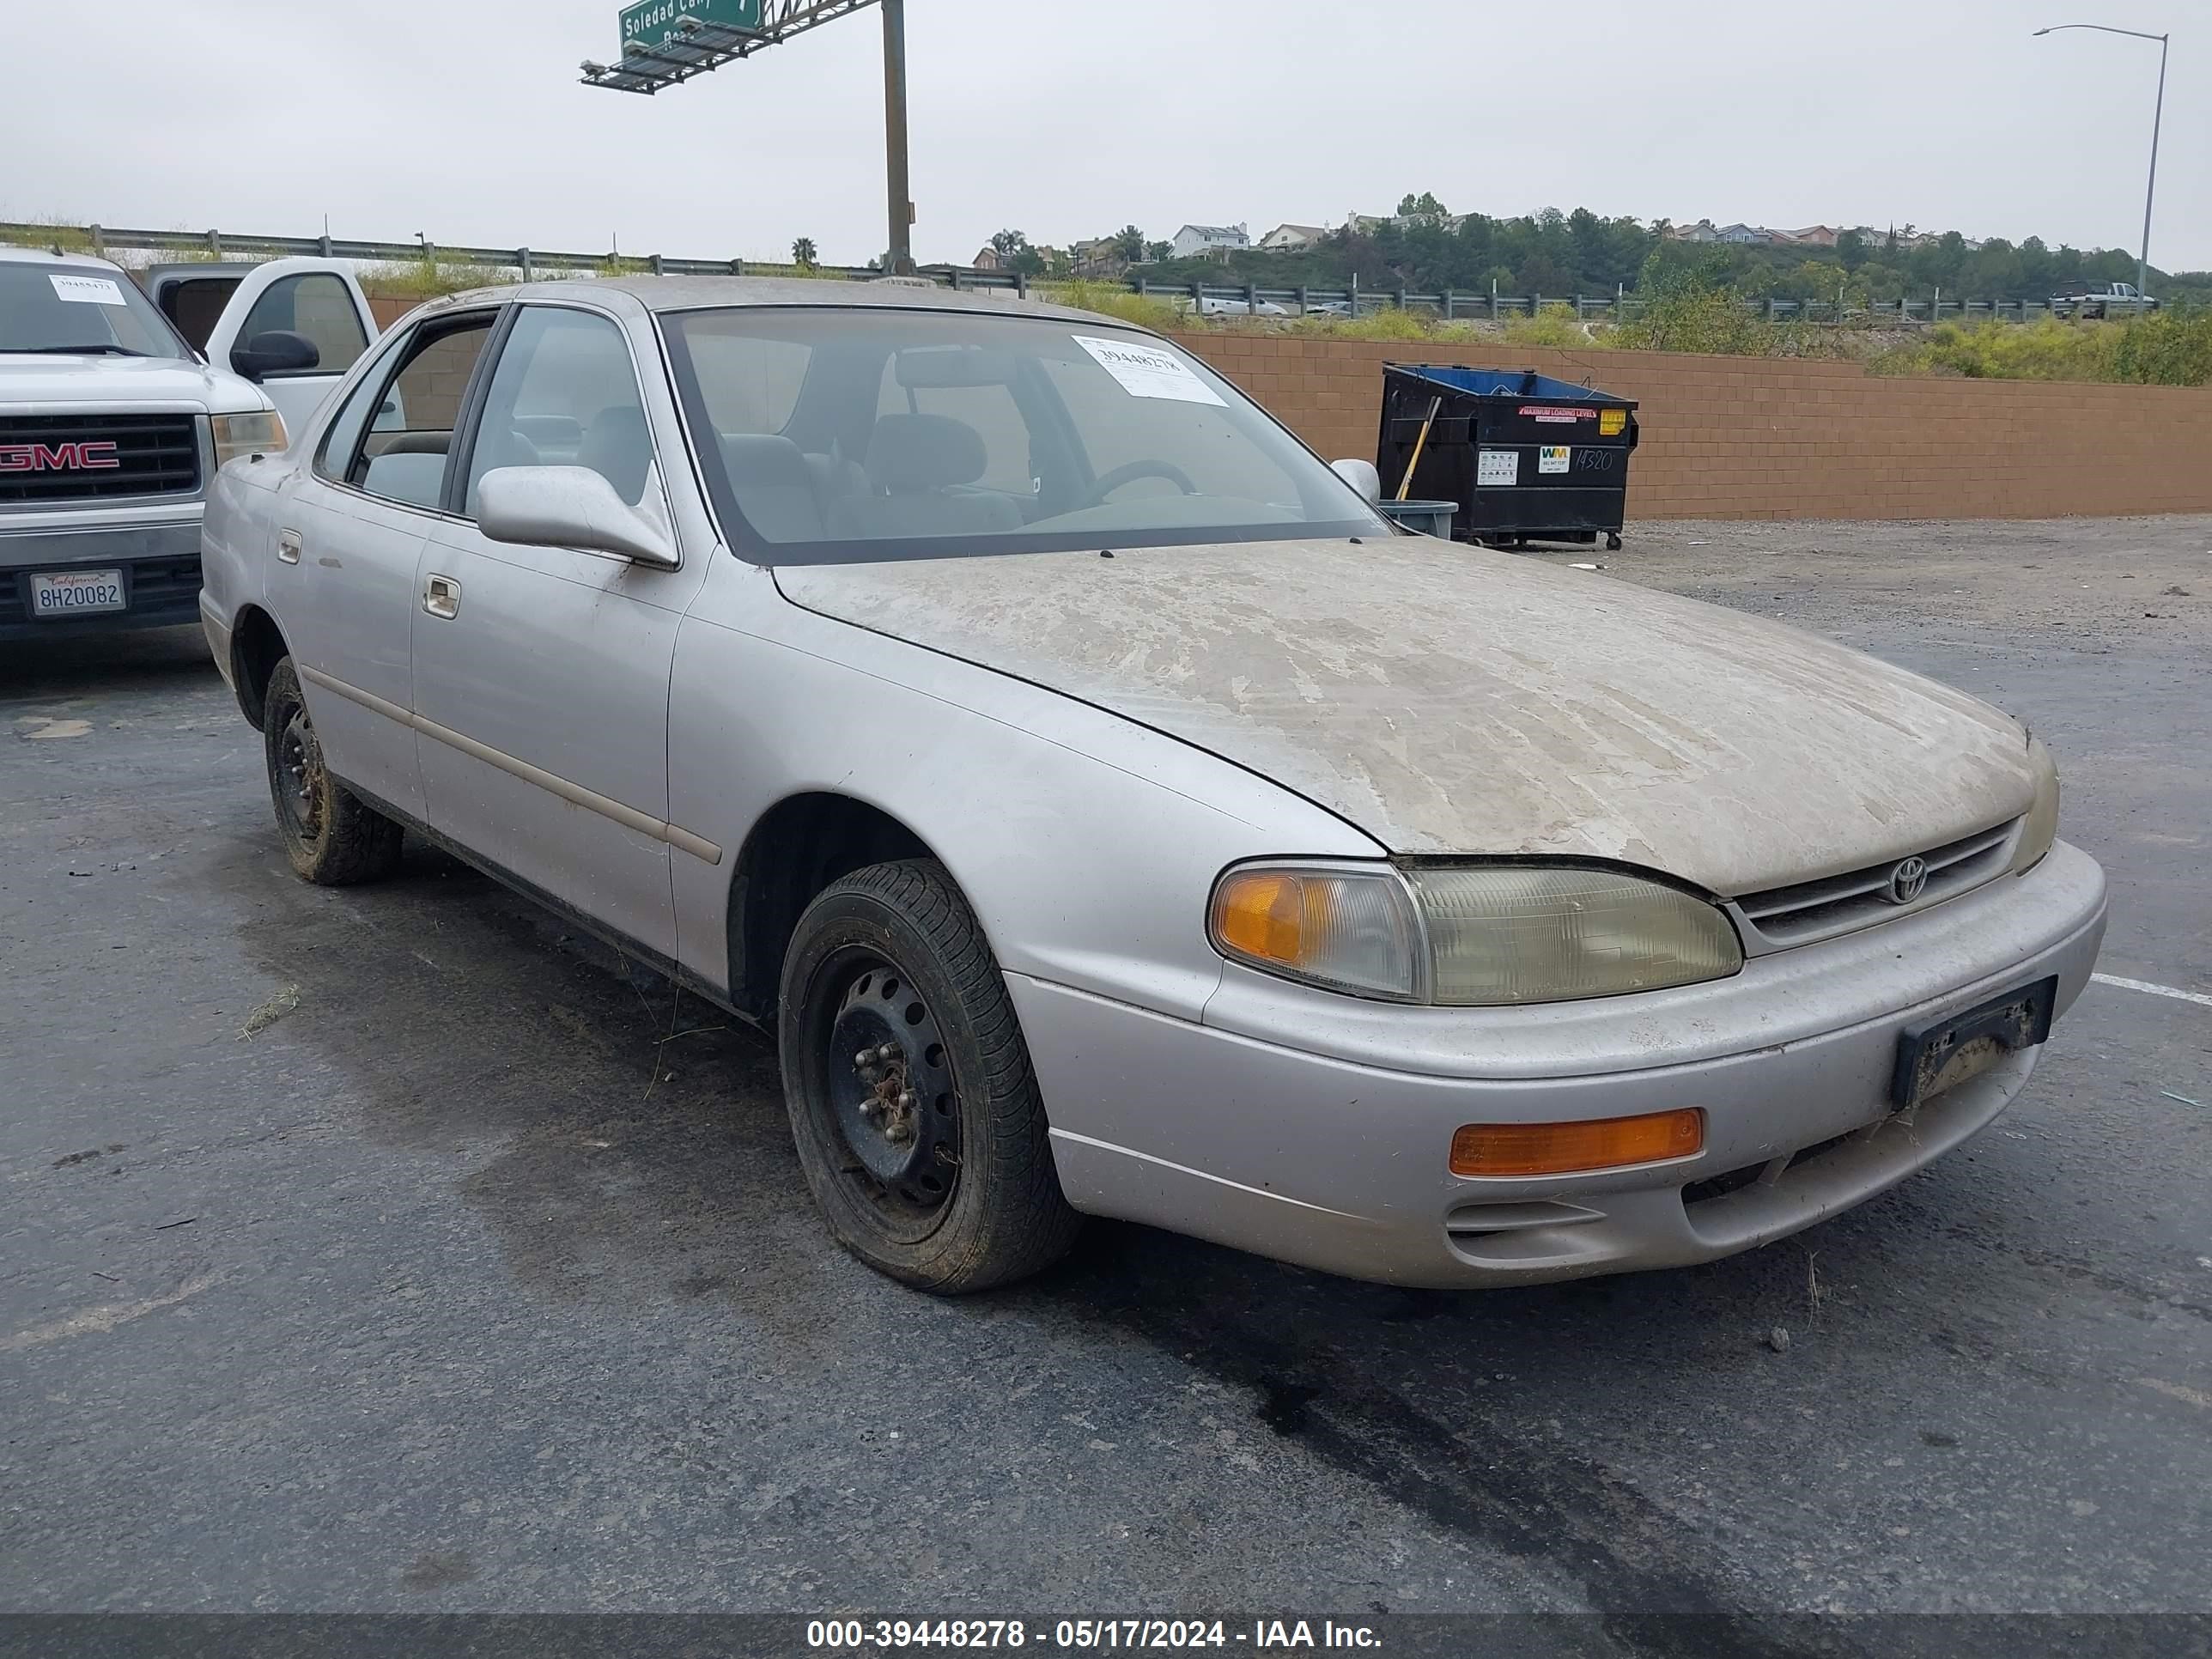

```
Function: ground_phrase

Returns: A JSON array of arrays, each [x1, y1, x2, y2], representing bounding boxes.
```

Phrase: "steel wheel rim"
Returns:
[[277, 711, 324, 845], [817, 951, 961, 1231]]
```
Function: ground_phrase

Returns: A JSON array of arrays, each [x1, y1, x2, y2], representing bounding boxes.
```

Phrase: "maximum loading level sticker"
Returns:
[[1519, 404, 1597, 423]]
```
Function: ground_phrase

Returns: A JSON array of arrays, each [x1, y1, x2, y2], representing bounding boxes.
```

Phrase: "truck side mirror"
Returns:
[[231, 330, 320, 383]]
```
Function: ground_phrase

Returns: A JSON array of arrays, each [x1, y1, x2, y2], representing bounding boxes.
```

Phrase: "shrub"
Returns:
[[1908, 316, 2112, 381], [1041, 278, 1188, 332], [1612, 283, 1776, 355], [2108, 310, 2212, 386], [363, 255, 497, 300], [1502, 302, 1592, 348]]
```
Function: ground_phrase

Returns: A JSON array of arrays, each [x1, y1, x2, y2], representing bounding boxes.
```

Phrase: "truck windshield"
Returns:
[[0, 263, 188, 359], [659, 306, 1387, 564]]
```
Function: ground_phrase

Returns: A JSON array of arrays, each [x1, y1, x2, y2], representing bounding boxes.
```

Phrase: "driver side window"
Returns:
[[318, 314, 495, 511], [463, 306, 659, 519]]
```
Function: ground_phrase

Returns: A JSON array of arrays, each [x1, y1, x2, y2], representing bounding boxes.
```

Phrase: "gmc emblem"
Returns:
[[0, 441, 123, 473]]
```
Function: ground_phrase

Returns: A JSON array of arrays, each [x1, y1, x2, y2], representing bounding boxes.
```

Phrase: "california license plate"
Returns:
[[1890, 977, 2057, 1109], [28, 568, 127, 619]]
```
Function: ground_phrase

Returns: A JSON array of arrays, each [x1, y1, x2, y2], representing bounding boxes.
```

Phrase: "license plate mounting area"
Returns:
[[1891, 976, 2058, 1110]]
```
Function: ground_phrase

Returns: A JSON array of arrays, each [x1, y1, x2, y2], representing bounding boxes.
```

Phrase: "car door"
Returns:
[[410, 299, 709, 962], [266, 307, 501, 826], [206, 258, 380, 433]]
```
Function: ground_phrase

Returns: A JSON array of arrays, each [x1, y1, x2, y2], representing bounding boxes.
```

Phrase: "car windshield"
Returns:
[[660, 306, 1388, 563], [0, 262, 188, 359]]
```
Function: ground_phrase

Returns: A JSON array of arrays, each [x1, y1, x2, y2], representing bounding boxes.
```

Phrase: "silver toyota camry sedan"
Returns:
[[200, 277, 2108, 1294]]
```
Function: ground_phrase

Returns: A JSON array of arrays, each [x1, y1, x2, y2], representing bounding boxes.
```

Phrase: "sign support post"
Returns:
[[882, 0, 913, 275], [584, 0, 916, 276]]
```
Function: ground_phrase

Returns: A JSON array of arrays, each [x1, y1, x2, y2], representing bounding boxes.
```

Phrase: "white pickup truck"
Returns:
[[2049, 281, 2159, 319], [1, 246, 375, 641]]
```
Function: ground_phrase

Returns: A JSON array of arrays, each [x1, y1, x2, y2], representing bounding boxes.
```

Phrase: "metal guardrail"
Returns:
[[0, 221, 2131, 325]]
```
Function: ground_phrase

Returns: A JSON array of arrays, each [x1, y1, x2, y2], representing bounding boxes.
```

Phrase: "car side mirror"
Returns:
[[1331, 458, 1382, 506], [477, 466, 679, 568], [230, 330, 320, 382]]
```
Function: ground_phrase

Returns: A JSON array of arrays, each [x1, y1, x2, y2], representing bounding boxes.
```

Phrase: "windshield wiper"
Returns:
[[0, 343, 149, 356]]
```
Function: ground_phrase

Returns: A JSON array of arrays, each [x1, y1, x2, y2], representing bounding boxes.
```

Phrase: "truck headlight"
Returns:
[[2010, 735, 2061, 875], [210, 410, 287, 469], [1211, 863, 1743, 1006]]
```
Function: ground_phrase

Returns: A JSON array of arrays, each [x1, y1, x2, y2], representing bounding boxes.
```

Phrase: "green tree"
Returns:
[[1837, 228, 1867, 271], [1146, 240, 1171, 264], [990, 228, 1030, 259], [791, 236, 817, 267], [1113, 224, 1146, 264]]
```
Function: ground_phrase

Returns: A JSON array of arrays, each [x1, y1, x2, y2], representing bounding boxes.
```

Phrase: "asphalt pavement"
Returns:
[[2, 518, 2208, 1644]]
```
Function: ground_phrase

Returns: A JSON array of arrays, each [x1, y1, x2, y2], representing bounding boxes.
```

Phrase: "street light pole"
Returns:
[[2033, 23, 2172, 302], [882, 0, 914, 275]]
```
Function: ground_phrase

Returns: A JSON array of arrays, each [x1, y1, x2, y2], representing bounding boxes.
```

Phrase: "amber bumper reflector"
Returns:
[[1451, 1109, 1705, 1178]]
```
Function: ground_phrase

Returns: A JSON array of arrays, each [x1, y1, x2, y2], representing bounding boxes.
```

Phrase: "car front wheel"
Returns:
[[779, 859, 1080, 1293], [262, 658, 404, 886]]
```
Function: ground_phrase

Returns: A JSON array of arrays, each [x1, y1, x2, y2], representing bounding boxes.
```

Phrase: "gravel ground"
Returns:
[[2, 516, 2209, 1646]]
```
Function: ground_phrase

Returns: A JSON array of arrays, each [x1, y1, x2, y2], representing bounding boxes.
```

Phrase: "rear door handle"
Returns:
[[276, 529, 301, 565], [423, 574, 462, 620]]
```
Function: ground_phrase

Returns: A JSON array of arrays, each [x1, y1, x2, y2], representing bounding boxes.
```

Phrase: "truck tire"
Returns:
[[779, 859, 1081, 1293], [263, 658, 404, 886]]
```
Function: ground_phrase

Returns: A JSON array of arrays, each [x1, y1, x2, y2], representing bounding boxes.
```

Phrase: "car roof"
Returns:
[[424, 273, 1132, 331], [0, 244, 127, 273]]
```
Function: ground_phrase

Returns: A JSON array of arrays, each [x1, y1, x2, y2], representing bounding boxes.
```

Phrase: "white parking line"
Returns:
[[2092, 973, 2212, 1011]]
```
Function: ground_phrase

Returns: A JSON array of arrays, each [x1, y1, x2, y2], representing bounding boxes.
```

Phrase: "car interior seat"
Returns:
[[830, 413, 1021, 540], [719, 434, 826, 544], [578, 405, 654, 506]]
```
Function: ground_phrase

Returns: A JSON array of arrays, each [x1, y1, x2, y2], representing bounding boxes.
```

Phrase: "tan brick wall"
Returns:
[[1171, 333, 2212, 521]]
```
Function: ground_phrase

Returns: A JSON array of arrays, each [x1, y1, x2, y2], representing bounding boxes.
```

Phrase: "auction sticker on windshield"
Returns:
[[1073, 335, 1226, 406], [50, 275, 129, 307]]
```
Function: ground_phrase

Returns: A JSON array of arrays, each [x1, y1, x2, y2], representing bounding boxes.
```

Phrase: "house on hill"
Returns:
[[1259, 222, 1328, 252], [1168, 223, 1249, 261]]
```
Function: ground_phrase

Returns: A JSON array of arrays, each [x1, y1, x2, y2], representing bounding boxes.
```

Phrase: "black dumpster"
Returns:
[[1378, 366, 1639, 550]]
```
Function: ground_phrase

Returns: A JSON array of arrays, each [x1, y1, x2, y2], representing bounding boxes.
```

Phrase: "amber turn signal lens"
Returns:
[[1213, 870, 1305, 964], [1450, 1109, 1704, 1178]]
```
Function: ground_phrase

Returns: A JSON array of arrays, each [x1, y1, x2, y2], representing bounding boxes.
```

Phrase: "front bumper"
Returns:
[[1013, 842, 2108, 1288], [0, 515, 205, 641]]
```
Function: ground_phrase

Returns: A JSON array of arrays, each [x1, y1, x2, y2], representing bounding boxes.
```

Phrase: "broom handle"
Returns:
[[1397, 397, 1442, 501]]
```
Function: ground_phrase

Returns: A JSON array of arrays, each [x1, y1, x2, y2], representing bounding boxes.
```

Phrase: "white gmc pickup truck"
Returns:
[[1, 246, 375, 641]]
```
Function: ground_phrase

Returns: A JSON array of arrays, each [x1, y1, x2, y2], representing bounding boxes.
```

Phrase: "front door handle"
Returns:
[[276, 528, 301, 565], [423, 574, 462, 620]]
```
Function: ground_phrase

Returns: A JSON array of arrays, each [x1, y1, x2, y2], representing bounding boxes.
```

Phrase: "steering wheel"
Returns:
[[1074, 459, 1200, 512]]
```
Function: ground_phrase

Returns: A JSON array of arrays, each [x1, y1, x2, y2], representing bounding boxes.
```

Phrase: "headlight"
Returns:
[[211, 410, 287, 468], [1211, 863, 1744, 1006], [2010, 735, 2060, 875]]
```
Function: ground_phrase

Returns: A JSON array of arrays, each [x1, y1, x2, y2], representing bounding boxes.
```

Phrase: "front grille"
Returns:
[[0, 413, 200, 504], [1731, 818, 2020, 951]]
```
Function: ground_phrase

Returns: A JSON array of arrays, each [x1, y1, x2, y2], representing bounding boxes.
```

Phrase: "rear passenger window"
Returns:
[[463, 307, 657, 516], [161, 276, 243, 350], [239, 273, 368, 377], [339, 315, 495, 510]]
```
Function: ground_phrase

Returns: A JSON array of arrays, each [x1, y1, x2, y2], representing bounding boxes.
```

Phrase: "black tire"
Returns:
[[779, 859, 1080, 1293], [1607, 532, 1624, 552], [262, 658, 404, 887]]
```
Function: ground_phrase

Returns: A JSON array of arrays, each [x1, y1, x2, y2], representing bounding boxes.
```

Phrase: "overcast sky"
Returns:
[[5, 0, 2203, 274]]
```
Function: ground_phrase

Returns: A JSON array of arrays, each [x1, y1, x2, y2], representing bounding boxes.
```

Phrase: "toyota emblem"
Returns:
[[1886, 856, 1930, 905]]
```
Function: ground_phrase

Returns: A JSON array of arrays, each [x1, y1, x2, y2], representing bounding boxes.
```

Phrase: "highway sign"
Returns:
[[620, 0, 763, 54]]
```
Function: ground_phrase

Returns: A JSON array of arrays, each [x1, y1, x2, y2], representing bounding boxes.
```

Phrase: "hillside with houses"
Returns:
[[945, 197, 2203, 307]]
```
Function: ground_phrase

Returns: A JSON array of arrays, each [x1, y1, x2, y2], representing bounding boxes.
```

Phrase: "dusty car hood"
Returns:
[[0, 353, 262, 413], [775, 538, 2036, 896]]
